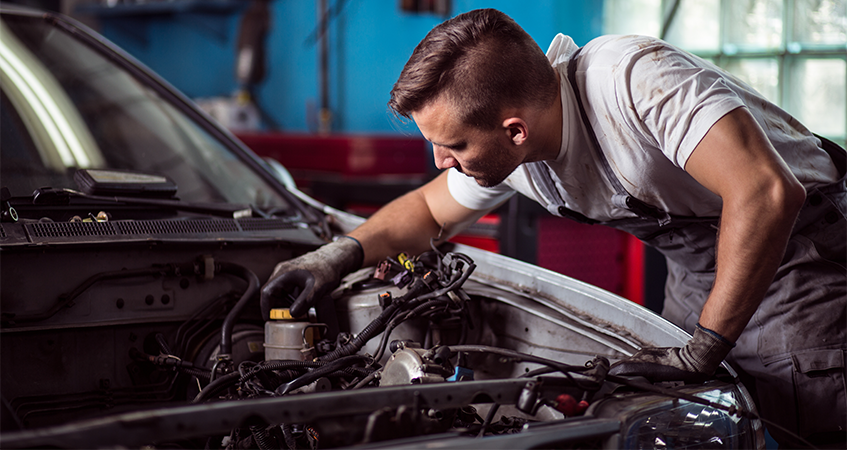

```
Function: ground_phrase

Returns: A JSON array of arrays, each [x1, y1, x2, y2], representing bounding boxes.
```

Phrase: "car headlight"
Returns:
[[593, 381, 763, 449]]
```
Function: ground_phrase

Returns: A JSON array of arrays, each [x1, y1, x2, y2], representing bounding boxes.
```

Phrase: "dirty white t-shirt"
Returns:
[[447, 34, 839, 221]]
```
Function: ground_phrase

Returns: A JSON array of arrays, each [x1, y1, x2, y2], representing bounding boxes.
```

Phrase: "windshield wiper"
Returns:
[[18, 187, 254, 219]]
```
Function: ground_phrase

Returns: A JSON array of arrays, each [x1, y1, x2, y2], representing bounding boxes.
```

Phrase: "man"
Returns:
[[263, 9, 846, 448]]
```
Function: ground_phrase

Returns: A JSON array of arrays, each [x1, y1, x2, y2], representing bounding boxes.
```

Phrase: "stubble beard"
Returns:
[[468, 143, 519, 188], [474, 172, 511, 188]]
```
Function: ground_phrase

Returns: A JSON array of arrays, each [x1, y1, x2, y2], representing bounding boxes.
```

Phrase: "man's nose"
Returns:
[[433, 145, 458, 170]]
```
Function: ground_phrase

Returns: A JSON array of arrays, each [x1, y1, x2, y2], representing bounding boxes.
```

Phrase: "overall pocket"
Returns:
[[791, 349, 847, 437]]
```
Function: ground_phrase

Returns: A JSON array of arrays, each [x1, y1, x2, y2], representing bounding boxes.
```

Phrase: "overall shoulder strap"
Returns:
[[566, 47, 671, 227], [525, 161, 598, 224]]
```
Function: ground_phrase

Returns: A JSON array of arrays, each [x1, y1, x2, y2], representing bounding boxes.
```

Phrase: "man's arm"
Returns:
[[611, 106, 806, 381], [262, 170, 490, 317], [349, 170, 494, 267], [684, 107, 807, 342]]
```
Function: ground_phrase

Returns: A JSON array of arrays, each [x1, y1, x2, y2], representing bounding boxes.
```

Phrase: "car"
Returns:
[[0, 6, 764, 449]]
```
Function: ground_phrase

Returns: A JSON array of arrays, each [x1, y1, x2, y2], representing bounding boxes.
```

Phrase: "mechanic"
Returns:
[[263, 9, 846, 448]]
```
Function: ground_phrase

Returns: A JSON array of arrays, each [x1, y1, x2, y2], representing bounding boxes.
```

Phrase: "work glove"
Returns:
[[609, 323, 734, 382], [261, 236, 363, 318]]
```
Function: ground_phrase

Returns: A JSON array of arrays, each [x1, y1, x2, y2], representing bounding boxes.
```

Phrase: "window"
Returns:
[[604, 0, 847, 146]]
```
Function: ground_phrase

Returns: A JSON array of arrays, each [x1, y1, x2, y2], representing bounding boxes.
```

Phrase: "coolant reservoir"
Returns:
[[264, 308, 314, 361]]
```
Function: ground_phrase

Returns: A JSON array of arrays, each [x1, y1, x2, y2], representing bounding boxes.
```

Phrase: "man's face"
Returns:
[[412, 97, 522, 188]]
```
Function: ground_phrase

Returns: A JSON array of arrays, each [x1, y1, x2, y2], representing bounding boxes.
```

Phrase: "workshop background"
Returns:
[[16, 0, 847, 312]]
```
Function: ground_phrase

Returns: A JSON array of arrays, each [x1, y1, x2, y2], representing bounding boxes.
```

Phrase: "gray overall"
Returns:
[[528, 48, 847, 446]]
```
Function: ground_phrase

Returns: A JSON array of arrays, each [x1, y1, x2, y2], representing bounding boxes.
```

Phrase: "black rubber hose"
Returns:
[[218, 262, 260, 356], [192, 371, 241, 403], [318, 302, 399, 362], [259, 360, 320, 372], [442, 344, 593, 388], [444, 345, 590, 374], [250, 425, 274, 450], [318, 276, 436, 362], [413, 263, 475, 304], [478, 403, 500, 437], [337, 366, 373, 378], [372, 299, 450, 363], [174, 294, 231, 357], [180, 367, 212, 381], [277, 355, 369, 395]]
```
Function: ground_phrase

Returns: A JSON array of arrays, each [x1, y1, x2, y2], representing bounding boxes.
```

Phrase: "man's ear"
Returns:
[[503, 117, 528, 145]]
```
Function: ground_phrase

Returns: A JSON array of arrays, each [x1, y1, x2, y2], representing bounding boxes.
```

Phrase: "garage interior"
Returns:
[[0, 2, 845, 449], [11, 0, 845, 314]]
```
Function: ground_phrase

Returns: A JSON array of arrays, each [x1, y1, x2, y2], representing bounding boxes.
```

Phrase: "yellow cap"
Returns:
[[269, 308, 295, 320]]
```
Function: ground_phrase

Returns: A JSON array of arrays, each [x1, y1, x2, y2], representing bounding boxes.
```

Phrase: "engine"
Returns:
[[181, 249, 595, 448], [0, 237, 760, 450]]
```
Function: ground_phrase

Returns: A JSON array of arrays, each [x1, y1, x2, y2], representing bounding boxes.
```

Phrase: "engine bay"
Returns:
[[0, 227, 760, 449]]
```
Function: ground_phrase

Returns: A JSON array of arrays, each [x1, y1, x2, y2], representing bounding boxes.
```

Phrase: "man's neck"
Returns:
[[531, 72, 564, 162]]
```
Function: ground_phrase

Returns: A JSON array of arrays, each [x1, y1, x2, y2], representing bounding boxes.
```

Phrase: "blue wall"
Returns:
[[96, 0, 604, 134]]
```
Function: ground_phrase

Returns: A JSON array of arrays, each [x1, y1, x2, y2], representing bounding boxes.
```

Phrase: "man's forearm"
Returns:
[[682, 107, 807, 343], [698, 180, 805, 342], [348, 189, 445, 268], [347, 171, 493, 268]]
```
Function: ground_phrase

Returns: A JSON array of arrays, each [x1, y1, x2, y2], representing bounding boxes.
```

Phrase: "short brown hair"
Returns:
[[388, 9, 558, 129]]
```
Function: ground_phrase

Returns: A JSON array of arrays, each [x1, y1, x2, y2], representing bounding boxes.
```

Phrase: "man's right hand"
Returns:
[[609, 323, 734, 382], [261, 237, 363, 318]]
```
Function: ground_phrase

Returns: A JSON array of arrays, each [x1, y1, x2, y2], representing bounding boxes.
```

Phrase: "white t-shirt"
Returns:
[[448, 34, 839, 221]]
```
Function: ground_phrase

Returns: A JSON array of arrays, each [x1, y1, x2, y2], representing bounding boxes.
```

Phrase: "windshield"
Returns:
[[0, 13, 290, 214]]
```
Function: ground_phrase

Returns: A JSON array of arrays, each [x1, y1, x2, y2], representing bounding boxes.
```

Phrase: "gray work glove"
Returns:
[[261, 236, 363, 318], [609, 323, 735, 382]]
